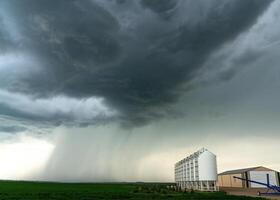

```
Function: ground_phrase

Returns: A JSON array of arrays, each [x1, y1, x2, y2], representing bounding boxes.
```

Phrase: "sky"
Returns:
[[0, 0, 280, 182]]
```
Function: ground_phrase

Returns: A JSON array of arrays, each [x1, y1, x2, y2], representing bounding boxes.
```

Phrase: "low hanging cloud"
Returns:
[[0, 0, 274, 127], [0, 90, 117, 124]]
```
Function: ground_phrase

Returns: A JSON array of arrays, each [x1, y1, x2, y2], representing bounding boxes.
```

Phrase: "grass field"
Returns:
[[0, 181, 265, 200]]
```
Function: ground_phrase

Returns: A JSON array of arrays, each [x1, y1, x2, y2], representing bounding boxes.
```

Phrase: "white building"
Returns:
[[175, 148, 218, 191]]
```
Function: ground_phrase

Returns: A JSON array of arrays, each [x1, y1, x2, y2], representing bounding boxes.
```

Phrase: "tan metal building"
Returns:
[[218, 166, 280, 188]]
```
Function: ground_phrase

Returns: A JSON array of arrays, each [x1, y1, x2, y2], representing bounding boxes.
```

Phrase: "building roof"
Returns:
[[219, 166, 277, 175]]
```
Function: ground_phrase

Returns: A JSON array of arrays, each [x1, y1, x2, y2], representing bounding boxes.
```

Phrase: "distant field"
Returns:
[[0, 181, 265, 200]]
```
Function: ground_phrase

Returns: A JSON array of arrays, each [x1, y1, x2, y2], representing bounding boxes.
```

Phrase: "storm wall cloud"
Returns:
[[0, 0, 274, 126]]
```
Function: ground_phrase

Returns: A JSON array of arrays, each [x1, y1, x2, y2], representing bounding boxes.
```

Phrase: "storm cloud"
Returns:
[[0, 0, 274, 126], [1, 0, 280, 183]]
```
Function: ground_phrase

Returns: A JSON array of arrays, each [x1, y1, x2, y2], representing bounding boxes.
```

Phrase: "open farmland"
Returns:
[[0, 181, 266, 200]]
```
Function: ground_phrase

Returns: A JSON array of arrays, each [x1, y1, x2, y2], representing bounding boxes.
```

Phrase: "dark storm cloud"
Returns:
[[0, 0, 273, 126], [218, 49, 263, 82], [0, 125, 26, 133], [140, 0, 178, 19], [0, 16, 13, 52]]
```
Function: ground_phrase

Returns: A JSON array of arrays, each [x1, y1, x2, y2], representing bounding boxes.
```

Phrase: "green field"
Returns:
[[0, 181, 264, 200]]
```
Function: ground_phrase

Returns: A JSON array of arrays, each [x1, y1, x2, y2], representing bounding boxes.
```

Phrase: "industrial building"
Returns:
[[174, 148, 218, 191], [218, 166, 280, 188]]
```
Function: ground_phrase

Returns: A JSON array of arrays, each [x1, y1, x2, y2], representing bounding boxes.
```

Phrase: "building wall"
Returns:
[[218, 167, 280, 188], [249, 171, 277, 188], [218, 173, 243, 188], [231, 173, 244, 188]]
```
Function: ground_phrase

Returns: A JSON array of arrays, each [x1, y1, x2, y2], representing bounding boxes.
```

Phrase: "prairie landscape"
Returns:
[[0, 181, 265, 200]]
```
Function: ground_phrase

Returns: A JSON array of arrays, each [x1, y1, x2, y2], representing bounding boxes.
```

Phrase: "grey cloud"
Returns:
[[0, 16, 13, 52], [140, 0, 178, 19], [0, 125, 27, 133], [211, 48, 264, 83], [0, 0, 273, 127], [217, 49, 263, 81], [115, 0, 127, 5], [0, 90, 117, 127], [233, 49, 263, 66], [12, 0, 120, 70]]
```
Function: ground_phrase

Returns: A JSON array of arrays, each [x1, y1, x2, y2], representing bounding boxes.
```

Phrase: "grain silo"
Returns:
[[174, 148, 218, 191]]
